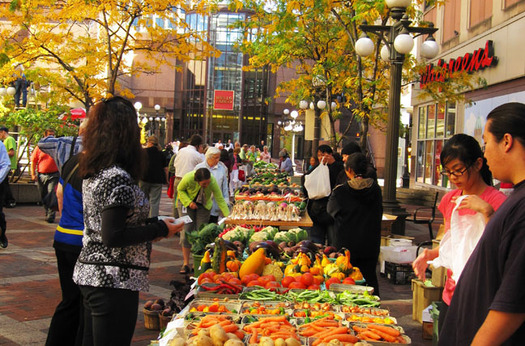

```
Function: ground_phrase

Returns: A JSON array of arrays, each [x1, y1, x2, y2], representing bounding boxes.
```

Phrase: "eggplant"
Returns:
[[248, 241, 263, 254], [323, 246, 337, 255], [254, 241, 282, 259], [297, 240, 318, 253]]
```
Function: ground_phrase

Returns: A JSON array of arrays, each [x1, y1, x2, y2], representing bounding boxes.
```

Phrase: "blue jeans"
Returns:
[[79, 286, 139, 346], [139, 181, 163, 217]]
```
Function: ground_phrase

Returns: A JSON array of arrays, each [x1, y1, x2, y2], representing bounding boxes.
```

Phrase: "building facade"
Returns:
[[411, 0, 525, 189]]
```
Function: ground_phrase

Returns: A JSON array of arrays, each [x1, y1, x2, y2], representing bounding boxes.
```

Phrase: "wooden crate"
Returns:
[[411, 279, 443, 323], [430, 239, 447, 287]]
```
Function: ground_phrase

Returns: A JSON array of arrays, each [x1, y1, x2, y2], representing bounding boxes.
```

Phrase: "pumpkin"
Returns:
[[238, 248, 266, 279], [226, 259, 241, 272]]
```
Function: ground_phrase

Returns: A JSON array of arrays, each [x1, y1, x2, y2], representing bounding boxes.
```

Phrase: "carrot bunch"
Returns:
[[298, 317, 358, 346], [353, 324, 406, 343], [243, 316, 300, 344], [191, 315, 244, 340]]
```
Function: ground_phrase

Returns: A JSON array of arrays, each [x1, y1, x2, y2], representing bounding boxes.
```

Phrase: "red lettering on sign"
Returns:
[[420, 40, 498, 87]]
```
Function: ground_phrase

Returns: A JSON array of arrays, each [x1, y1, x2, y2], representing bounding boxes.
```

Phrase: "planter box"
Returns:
[[10, 182, 40, 204]]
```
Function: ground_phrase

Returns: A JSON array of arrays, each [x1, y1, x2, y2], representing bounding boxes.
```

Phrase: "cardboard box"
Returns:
[[411, 279, 443, 323], [422, 321, 433, 340]]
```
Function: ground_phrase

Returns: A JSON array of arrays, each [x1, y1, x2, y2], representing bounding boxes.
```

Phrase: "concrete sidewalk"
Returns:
[[0, 192, 437, 345]]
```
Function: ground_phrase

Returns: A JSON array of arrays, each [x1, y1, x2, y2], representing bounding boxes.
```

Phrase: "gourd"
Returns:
[[212, 238, 228, 273], [200, 250, 212, 272], [239, 248, 266, 279]]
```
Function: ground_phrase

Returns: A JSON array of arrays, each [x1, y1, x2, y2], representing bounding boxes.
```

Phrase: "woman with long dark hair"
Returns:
[[413, 133, 506, 333], [73, 96, 183, 345]]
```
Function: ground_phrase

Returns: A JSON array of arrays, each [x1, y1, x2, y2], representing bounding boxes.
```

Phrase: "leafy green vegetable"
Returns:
[[187, 223, 224, 255]]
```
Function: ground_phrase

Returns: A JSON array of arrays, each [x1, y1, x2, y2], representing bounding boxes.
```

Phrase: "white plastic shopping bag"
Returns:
[[431, 195, 486, 281], [304, 158, 331, 200]]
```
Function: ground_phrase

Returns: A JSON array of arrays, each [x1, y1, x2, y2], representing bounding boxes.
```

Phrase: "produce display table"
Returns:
[[225, 212, 313, 229]]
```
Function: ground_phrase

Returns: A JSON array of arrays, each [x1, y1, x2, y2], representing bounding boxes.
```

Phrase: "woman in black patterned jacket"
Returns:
[[73, 97, 183, 345]]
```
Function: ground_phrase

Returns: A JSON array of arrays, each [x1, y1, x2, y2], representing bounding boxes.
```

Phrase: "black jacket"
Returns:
[[327, 178, 383, 260]]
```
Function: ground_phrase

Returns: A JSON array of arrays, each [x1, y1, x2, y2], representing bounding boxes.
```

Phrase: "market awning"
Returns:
[[70, 108, 86, 119]]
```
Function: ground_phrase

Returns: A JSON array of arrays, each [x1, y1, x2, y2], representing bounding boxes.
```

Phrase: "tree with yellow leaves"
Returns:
[[0, 0, 219, 110], [232, 0, 480, 155]]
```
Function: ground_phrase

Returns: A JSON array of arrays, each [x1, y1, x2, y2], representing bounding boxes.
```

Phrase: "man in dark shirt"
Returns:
[[305, 145, 344, 245], [439, 102, 525, 345]]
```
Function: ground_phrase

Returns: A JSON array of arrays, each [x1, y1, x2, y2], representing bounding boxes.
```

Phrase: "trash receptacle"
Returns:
[[431, 301, 440, 346]]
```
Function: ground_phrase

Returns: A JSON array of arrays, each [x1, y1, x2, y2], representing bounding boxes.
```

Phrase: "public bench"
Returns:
[[396, 188, 440, 241]]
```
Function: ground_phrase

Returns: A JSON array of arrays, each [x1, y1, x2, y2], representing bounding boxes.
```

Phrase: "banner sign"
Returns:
[[214, 90, 235, 110]]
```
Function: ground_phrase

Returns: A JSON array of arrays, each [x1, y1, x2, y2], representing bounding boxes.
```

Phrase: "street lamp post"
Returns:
[[355, 0, 438, 218]]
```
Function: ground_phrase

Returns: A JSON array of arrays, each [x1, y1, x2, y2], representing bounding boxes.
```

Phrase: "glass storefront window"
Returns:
[[426, 104, 436, 138], [416, 141, 425, 183], [418, 107, 426, 139], [445, 102, 456, 137], [424, 140, 435, 185], [415, 102, 455, 187], [436, 105, 445, 138]]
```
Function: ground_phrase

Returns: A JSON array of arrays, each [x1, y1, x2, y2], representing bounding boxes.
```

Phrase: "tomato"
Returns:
[[281, 276, 295, 288], [265, 281, 281, 290], [300, 273, 314, 287], [241, 273, 260, 285], [247, 280, 264, 287], [325, 277, 341, 289], [343, 277, 356, 285], [289, 281, 307, 289], [307, 284, 321, 290], [258, 275, 276, 286]]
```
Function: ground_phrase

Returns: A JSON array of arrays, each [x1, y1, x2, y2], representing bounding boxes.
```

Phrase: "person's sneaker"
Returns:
[[0, 234, 7, 248], [6, 201, 16, 208]]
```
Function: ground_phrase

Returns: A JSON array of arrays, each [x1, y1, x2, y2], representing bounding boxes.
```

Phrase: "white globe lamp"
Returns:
[[6, 86, 16, 96], [385, 0, 411, 8], [381, 45, 391, 61], [355, 36, 375, 57], [421, 38, 439, 59], [394, 33, 414, 54], [317, 100, 327, 110]]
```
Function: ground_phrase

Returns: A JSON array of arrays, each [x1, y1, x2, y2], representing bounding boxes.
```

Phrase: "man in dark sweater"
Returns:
[[304, 145, 344, 245]]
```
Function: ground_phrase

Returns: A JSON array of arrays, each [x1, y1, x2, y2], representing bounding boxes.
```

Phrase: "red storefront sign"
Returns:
[[420, 40, 498, 87], [214, 90, 235, 110]]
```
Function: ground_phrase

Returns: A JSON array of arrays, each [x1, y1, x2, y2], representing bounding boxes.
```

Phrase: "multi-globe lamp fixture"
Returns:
[[355, 0, 439, 217]]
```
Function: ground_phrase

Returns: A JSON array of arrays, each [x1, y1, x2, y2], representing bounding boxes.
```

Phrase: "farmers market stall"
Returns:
[[144, 161, 410, 345], [145, 223, 412, 345]]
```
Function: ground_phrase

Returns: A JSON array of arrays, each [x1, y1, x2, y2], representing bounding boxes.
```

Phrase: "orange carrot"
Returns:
[[368, 324, 401, 337], [233, 330, 245, 340], [312, 327, 348, 339], [250, 330, 258, 344], [322, 334, 359, 344], [222, 324, 239, 333], [368, 328, 397, 342], [361, 330, 382, 340], [352, 325, 367, 333]]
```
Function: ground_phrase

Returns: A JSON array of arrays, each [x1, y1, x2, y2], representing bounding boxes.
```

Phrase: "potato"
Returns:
[[210, 324, 228, 346], [224, 340, 244, 346], [194, 333, 214, 346], [168, 337, 186, 346], [285, 337, 301, 346], [226, 333, 240, 341], [328, 340, 342, 346], [274, 338, 286, 346], [259, 336, 274, 346]]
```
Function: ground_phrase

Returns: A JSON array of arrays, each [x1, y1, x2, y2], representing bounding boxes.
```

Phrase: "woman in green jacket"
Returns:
[[177, 167, 230, 273]]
